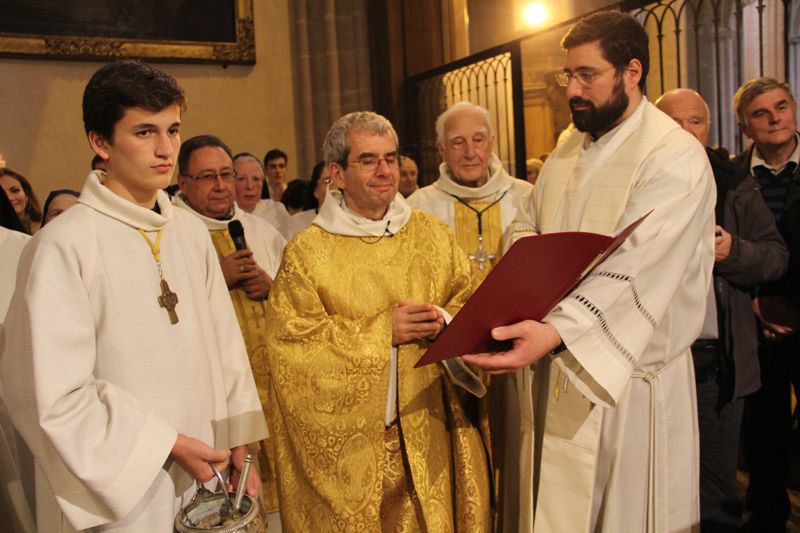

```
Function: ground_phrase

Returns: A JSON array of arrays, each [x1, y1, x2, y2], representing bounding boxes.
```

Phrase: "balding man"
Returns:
[[407, 102, 533, 282], [657, 88, 787, 531], [398, 155, 419, 197]]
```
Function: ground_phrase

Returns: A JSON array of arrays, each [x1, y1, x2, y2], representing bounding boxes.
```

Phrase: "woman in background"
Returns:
[[41, 189, 80, 226], [0, 169, 42, 235]]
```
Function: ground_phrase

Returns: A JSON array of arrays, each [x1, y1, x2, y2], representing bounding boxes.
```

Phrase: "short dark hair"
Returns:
[[561, 11, 649, 91], [178, 135, 234, 175], [309, 161, 326, 189], [82, 59, 186, 140], [263, 149, 288, 167], [281, 180, 314, 211]]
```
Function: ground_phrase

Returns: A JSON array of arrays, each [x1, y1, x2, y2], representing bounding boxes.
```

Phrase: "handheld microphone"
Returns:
[[228, 220, 248, 251]]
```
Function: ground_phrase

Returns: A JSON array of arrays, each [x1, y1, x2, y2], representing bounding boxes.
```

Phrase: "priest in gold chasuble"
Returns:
[[265, 112, 492, 532], [407, 102, 533, 284], [174, 135, 286, 513]]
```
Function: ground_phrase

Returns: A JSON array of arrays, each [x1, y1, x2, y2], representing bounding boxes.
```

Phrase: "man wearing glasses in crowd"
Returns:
[[175, 135, 285, 301], [173, 134, 286, 514], [465, 11, 714, 532]]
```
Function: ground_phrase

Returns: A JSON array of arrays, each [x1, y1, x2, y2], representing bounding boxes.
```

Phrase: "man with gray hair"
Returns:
[[408, 101, 533, 282], [732, 77, 800, 532], [263, 111, 491, 531], [657, 87, 788, 532]]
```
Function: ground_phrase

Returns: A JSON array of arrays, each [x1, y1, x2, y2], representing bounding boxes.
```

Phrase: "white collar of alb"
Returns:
[[79, 170, 172, 231], [313, 188, 412, 237], [434, 154, 513, 200], [172, 192, 240, 230]]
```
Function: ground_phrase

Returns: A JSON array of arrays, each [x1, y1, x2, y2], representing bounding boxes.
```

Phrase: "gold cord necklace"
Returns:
[[138, 228, 179, 325]]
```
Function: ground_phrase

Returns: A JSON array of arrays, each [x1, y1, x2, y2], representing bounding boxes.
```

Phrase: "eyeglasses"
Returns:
[[555, 66, 617, 88], [347, 154, 400, 172], [234, 174, 264, 185], [183, 169, 236, 182]]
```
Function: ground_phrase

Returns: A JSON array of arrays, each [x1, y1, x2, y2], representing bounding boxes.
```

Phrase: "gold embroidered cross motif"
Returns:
[[158, 279, 179, 324]]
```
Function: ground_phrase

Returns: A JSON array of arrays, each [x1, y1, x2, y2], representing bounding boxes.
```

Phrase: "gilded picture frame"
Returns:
[[0, 0, 255, 65]]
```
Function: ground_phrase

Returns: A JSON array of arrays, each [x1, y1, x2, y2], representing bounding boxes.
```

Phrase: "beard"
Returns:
[[569, 76, 629, 135]]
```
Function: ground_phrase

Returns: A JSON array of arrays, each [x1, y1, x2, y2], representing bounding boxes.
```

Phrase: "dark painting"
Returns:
[[0, 0, 254, 64]]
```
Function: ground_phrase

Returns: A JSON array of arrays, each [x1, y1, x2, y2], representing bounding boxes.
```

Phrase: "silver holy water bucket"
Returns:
[[175, 460, 267, 532]]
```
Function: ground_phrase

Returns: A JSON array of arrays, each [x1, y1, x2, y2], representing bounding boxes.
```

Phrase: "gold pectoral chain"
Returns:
[[138, 228, 179, 325]]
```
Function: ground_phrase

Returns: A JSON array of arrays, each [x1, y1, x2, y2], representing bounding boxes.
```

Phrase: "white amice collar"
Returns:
[[434, 154, 513, 200], [313, 188, 412, 237], [172, 192, 240, 230], [78, 170, 172, 231]]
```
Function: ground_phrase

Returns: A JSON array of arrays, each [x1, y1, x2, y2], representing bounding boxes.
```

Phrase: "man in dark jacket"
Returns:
[[733, 77, 800, 532], [657, 88, 788, 532]]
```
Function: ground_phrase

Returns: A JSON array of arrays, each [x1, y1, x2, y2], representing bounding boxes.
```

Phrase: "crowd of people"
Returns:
[[0, 9, 798, 533]]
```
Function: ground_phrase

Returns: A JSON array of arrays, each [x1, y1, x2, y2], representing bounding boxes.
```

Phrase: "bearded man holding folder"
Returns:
[[463, 11, 715, 533]]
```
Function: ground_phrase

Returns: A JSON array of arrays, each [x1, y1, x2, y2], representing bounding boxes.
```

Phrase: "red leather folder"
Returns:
[[415, 212, 651, 367]]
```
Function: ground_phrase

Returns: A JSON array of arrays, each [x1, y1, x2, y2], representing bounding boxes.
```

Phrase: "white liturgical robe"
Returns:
[[0, 171, 267, 532], [0, 227, 35, 533], [504, 100, 715, 533], [0, 227, 29, 321], [251, 199, 290, 239]]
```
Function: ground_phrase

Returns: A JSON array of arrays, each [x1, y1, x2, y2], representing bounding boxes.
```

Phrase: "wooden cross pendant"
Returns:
[[468, 238, 496, 271], [158, 278, 179, 325]]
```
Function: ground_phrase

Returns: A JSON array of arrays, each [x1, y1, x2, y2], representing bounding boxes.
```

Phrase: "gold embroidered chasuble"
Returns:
[[264, 210, 492, 532], [208, 231, 280, 512]]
